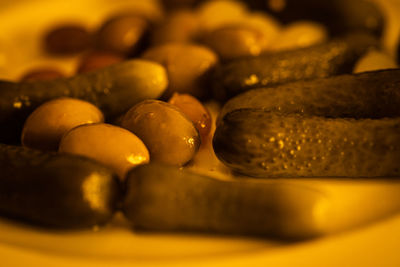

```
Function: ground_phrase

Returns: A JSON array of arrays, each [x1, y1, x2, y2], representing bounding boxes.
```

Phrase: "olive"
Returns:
[[21, 98, 104, 151], [270, 21, 328, 51], [20, 67, 65, 82], [76, 51, 125, 74], [43, 24, 92, 55], [141, 43, 218, 99], [59, 123, 149, 179], [151, 9, 200, 45], [96, 14, 149, 56], [121, 100, 200, 166], [168, 93, 211, 144], [201, 24, 269, 61], [196, 0, 248, 32]]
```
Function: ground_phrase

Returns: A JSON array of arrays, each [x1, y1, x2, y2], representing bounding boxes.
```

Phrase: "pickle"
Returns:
[[214, 69, 400, 178], [214, 110, 400, 178], [0, 144, 121, 228], [0, 59, 168, 144], [247, 0, 384, 37], [123, 163, 327, 240], [212, 33, 377, 101], [219, 69, 400, 121]]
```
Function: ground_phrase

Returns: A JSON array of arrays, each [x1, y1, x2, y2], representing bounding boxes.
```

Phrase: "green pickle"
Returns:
[[0, 59, 168, 144], [214, 69, 400, 177], [123, 163, 327, 240], [0, 143, 121, 228], [212, 33, 377, 100]]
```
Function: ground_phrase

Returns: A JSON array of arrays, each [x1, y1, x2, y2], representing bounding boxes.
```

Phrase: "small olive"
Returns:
[[59, 123, 149, 179], [121, 100, 200, 166], [96, 14, 149, 55], [141, 43, 218, 99], [20, 67, 65, 82], [76, 51, 125, 74], [168, 93, 211, 144], [21, 98, 104, 151], [270, 21, 328, 51], [201, 24, 269, 60], [44, 24, 92, 55], [151, 9, 200, 45]]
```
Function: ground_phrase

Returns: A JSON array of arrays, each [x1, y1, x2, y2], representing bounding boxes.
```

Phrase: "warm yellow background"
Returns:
[[1, 0, 400, 266]]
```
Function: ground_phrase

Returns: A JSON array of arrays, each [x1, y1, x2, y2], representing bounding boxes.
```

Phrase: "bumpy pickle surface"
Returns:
[[214, 110, 400, 177]]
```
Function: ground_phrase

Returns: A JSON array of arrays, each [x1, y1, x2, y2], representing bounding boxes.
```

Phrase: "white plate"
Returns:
[[1, 0, 400, 266]]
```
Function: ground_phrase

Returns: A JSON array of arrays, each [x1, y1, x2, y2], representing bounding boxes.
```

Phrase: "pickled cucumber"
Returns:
[[0, 59, 168, 144], [212, 33, 377, 100], [214, 69, 400, 178], [214, 111, 400, 177], [123, 163, 327, 239], [219, 69, 400, 121], [0, 144, 121, 228]]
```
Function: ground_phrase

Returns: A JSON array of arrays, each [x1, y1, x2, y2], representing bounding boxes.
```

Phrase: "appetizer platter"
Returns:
[[1, 0, 400, 266]]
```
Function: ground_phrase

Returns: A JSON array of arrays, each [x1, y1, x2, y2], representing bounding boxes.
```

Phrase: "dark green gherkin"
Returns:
[[214, 111, 400, 178], [214, 69, 400, 178], [212, 33, 377, 101], [0, 59, 167, 144], [123, 163, 326, 240], [0, 144, 121, 229]]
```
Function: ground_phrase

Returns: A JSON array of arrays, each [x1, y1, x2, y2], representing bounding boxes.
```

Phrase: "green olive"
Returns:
[[141, 43, 218, 99], [121, 100, 200, 166], [21, 97, 104, 151]]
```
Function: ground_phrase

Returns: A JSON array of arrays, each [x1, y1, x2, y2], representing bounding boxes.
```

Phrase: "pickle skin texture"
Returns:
[[213, 111, 400, 178], [0, 59, 168, 144], [123, 163, 327, 240], [212, 33, 377, 101], [219, 69, 400, 121], [0, 144, 121, 229]]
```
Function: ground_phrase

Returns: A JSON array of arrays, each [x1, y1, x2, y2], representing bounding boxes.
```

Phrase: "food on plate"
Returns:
[[121, 100, 200, 166], [123, 163, 326, 240], [0, 59, 168, 144], [21, 97, 104, 151], [0, 0, 399, 237], [214, 69, 400, 177], [0, 143, 121, 228], [212, 32, 377, 100], [59, 123, 150, 179]]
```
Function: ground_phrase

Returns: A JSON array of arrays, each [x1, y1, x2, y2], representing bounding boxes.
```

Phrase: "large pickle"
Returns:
[[214, 69, 400, 177], [0, 144, 121, 228], [0, 59, 168, 144], [212, 33, 377, 100], [123, 163, 327, 240]]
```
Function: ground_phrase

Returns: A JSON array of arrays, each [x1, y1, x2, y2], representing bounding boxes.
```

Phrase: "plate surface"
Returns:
[[1, 0, 400, 266]]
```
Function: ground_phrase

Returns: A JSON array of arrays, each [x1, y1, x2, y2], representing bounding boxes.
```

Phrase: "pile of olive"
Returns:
[[0, 0, 399, 239]]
